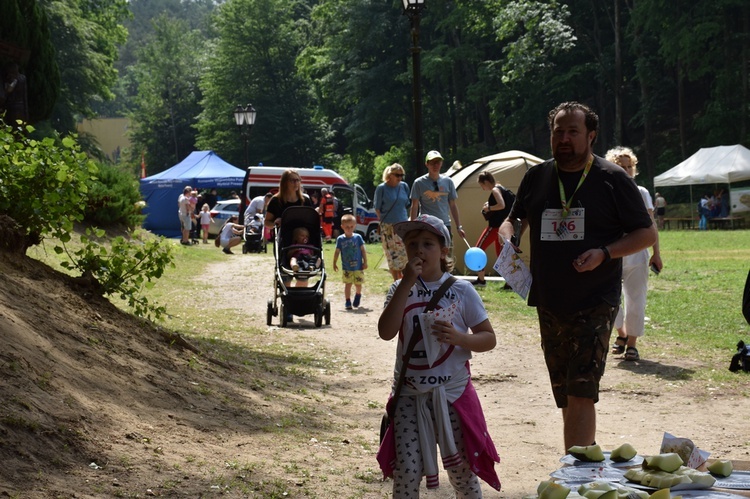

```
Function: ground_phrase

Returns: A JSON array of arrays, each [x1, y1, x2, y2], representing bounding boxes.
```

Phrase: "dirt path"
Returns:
[[3, 244, 747, 498], [207, 248, 749, 498]]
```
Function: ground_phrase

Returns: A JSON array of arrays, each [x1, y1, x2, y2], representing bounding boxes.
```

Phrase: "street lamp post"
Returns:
[[233, 103, 257, 168], [402, 0, 426, 176]]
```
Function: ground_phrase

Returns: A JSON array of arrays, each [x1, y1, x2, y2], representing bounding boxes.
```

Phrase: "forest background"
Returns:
[[3, 0, 750, 202]]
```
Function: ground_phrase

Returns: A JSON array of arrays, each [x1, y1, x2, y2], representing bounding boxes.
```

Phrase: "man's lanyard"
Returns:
[[556, 156, 593, 219]]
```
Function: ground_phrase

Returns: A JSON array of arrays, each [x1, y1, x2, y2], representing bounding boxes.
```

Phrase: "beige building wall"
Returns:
[[77, 117, 132, 163]]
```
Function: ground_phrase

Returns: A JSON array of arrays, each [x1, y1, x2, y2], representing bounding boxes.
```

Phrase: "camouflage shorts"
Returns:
[[342, 270, 365, 284], [537, 302, 617, 408]]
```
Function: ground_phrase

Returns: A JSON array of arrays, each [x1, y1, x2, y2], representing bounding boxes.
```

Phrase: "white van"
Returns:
[[240, 165, 380, 243]]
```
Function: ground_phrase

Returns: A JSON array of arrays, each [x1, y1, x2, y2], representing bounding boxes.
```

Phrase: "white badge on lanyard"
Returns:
[[541, 208, 585, 241]]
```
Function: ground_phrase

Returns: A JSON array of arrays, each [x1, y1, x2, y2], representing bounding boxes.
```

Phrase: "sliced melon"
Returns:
[[538, 480, 555, 495], [568, 444, 606, 462], [582, 484, 624, 499], [578, 481, 616, 495], [582, 491, 611, 499], [707, 459, 733, 477], [610, 443, 638, 462], [647, 489, 671, 499], [624, 468, 646, 483], [618, 489, 649, 499], [688, 471, 717, 487], [643, 453, 684, 473], [649, 472, 671, 489], [538, 482, 571, 499]]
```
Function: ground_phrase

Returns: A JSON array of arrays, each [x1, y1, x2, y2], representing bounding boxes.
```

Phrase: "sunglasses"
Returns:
[[393, 173, 404, 178], [433, 182, 439, 191]]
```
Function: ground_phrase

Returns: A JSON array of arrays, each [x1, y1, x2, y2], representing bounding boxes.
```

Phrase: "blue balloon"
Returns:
[[464, 247, 487, 272]]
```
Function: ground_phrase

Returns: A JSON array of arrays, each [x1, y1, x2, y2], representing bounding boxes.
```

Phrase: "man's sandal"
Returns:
[[624, 346, 640, 361], [611, 336, 627, 355]]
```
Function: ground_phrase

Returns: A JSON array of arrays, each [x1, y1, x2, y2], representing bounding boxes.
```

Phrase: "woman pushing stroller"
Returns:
[[265, 169, 314, 283]]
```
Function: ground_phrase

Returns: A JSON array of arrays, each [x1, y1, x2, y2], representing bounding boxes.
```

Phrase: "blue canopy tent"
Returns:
[[140, 151, 245, 237]]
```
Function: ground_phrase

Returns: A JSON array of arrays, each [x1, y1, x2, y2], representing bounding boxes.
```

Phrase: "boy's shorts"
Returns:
[[537, 302, 617, 408], [342, 270, 364, 284]]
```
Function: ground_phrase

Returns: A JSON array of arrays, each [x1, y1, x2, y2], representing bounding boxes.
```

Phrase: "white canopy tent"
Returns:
[[654, 145, 750, 216], [654, 145, 750, 186]]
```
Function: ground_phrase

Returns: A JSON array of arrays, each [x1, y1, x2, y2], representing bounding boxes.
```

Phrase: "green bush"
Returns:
[[85, 162, 145, 229], [0, 123, 173, 320], [0, 123, 95, 249], [58, 228, 175, 321]]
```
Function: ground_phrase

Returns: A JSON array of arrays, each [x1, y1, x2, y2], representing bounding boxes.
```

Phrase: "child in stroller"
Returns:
[[243, 214, 266, 253], [267, 205, 330, 327], [288, 227, 321, 272]]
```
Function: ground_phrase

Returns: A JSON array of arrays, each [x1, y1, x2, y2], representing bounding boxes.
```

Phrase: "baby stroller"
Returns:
[[266, 206, 331, 327], [242, 214, 267, 254]]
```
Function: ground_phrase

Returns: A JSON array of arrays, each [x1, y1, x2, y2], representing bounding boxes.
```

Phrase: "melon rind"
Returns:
[[643, 453, 683, 473], [707, 459, 733, 477], [610, 443, 637, 462], [567, 444, 606, 462], [538, 482, 571, 499]]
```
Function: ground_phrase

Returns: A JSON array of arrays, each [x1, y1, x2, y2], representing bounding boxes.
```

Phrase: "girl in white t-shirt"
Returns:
[[377, 214, 501, 497], [198, 204, 212, 244]]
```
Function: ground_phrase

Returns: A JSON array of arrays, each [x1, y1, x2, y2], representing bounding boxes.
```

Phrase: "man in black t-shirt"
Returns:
[[499, 101, 657, 452]]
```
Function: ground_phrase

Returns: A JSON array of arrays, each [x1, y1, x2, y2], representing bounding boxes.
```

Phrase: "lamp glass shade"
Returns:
[[243, 105, 257, 126], [402, 0, 425, 10], [233, 105, 244, 126]]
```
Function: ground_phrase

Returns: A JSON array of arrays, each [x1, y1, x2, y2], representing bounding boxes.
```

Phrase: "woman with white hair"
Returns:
[[606, 147, 663, 361], [373, 163, 410, 280]]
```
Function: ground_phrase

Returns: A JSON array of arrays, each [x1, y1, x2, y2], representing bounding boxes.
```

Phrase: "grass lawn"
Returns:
[[465, 229, 750, 383]]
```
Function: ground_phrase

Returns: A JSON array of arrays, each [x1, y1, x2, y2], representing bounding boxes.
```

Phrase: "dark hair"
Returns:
[[547, 101, 599, 144], [477, 171, 496, 184]]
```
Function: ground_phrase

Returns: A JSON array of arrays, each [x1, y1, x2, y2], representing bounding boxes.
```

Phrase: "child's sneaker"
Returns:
[[353, 294, 361, 308], [345, 299, 352, 310]]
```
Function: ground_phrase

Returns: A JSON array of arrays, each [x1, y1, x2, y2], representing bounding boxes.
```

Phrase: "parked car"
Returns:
[[208, 199, 241, 236]]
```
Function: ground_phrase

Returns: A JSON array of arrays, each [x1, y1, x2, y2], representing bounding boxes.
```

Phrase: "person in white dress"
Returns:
[[606, 147, 663, 361]]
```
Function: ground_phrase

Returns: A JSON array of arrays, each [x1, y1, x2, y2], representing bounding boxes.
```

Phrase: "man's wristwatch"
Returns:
[[599, 246, 611, 263]]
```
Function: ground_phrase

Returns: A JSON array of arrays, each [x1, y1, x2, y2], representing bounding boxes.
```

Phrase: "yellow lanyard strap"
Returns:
[[556, 156, 593, 220]]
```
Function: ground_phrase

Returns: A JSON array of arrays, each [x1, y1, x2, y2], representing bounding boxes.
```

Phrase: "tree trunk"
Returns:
[[614, 0, 623, 144], [639, 78, 655, 184], [677, 63, 687, 159]]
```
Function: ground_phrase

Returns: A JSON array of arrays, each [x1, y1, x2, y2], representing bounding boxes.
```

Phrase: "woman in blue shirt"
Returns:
[[374, 163, 411, 280]]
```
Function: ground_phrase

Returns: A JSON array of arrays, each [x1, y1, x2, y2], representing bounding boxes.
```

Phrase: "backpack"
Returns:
[[697, 200, 710, 216], [729, 341, 750, 372], [499, 186, 516, 218], [483, 186, 515, 226]]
